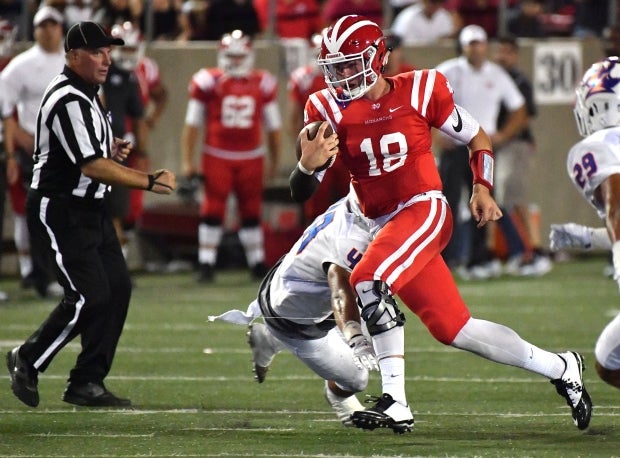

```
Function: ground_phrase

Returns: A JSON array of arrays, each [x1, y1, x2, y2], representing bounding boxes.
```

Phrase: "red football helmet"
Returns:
[[0, 19, 17, 58], [218, 30, 254, 78], [318, 15, 388, 102]]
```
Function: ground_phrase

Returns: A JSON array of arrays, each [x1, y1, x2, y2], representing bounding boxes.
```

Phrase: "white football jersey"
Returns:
[[566, 126, 620, 219], [267, 196, 372, 326]]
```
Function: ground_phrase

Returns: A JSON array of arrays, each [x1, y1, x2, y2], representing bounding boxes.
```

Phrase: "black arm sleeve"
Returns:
[[289, 165, 320, 202]]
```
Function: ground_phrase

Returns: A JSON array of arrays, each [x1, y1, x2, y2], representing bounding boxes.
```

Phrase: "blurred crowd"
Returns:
[[0, 0, 617, 44]]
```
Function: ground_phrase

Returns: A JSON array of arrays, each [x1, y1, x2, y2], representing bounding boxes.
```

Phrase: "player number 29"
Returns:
[[360, 132, 407, 176], [572, 152, 597, 189]]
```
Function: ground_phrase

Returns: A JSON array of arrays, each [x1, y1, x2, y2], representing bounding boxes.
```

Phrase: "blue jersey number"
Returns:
[[297, 210, 336, 254], [573, 152, 598, 189]]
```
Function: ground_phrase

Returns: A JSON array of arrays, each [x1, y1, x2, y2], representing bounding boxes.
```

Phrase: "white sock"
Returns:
[[238, 226, 265, 267], [379, 356, 407, 406], [368, 320, 406, 405], [452, 317, 565, 379], [523, 346, 566, 380], [198, 224, 222, 265]]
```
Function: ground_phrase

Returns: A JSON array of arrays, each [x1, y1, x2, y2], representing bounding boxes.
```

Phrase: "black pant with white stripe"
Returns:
[[20, 190, 132, 385]]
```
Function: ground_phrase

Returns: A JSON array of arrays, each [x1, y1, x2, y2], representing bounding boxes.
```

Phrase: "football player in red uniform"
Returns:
[[291, 15, 592, 433], [111, 22, 168, 233], [181, 30, 282, 282]]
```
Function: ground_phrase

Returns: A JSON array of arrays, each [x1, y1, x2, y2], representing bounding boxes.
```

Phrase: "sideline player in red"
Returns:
[[290, 15, 592, 433], [111, 22, 168, 234], [287, 32, 349, 223], [181, 30, 282, 282]]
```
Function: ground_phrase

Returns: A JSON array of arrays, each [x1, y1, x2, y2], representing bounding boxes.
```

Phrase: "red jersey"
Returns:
[[288, 64, 326, 104], [189, 68, 278, 156], [134, 57, 161, 106], [305, 70, 454, 218]]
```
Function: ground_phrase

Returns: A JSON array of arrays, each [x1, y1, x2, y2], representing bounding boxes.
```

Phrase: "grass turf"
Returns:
[[0, 255, 618, 457]]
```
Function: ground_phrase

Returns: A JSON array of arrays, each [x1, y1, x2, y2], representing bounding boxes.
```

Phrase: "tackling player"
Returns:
[[291, 15, 592, 433], [549, 56, 620, 390], [210, 194, 386, 426]]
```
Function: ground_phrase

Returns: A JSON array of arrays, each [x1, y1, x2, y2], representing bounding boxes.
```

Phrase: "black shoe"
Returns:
[[6, 347, 39, 407], [20, 272, 36, 290], [196, 263, 215, 283], [251, 262, 268, 280], [62, 382, 132, 407]]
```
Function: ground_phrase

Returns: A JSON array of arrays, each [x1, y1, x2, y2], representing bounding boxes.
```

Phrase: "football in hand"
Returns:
[[295, 121, 337, 172]]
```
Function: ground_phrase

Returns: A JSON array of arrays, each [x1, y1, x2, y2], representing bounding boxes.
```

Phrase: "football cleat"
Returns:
[[196, 263, 215, 283], [351, 393, 414, 434], [551, 351, 592, 430], [246, 322, 279, 383], [323, 382, 365, 427]]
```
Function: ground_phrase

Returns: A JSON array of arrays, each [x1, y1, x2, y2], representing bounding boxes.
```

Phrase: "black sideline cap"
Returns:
[[64, 21, 125, 52]]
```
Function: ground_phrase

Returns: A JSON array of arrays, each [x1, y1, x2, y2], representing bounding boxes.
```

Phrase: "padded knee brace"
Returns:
[[359, 281, 406, 336]]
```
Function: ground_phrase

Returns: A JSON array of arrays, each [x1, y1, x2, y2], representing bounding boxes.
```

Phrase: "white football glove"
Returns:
[[349, 334, 379, 372], [549, 223, 612, 251], [549, 223, 593, 251]]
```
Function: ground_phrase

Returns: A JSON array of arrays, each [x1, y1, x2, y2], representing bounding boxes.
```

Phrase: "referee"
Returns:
[[6, 21, 176, 408]]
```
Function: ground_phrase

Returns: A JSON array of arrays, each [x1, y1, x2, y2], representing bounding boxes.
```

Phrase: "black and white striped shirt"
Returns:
[[32, 65, 113, 201]]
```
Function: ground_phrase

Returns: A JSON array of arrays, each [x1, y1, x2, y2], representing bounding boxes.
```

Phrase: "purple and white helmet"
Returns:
[[574, 56, 620, 137]]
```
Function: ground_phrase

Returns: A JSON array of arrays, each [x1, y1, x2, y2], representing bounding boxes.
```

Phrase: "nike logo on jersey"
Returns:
[[389, 106, 403, 113], [452, 108, 463, 132]]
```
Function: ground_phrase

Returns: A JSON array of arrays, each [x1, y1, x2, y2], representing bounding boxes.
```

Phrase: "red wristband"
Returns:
[[469, 149, 494, 191]]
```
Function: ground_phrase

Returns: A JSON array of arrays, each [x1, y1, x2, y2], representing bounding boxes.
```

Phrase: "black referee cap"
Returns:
[[64, 21, 124, 52]]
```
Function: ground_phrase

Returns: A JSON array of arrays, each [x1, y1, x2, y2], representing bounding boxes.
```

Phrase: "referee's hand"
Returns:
[[148, 169, 176, 194], [112, 138, 131, 163]]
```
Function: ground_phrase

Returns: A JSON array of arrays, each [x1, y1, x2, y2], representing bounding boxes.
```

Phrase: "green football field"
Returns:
[[0, 255, 618, 457]]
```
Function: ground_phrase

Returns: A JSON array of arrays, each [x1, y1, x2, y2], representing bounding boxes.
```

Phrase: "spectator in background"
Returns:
[[253, 0, 321, 39], [391, 0, 460, 46], [389, 0, 419, 19], [507, 0, 545, 38], [204, 0, 261, 40], [287, 32, 349, 223], [602, 24, 620, 57], [0, 1, 21, 24], [435, 25, 528, 278], [177, 0, 208, 41], [43, 0, 96, 28], [92, 0, 141, 31], [180, 30, 281, 282], [446, 0, 518, 39], [0, 17, 17, 302], [492, 34, 552, 276], [145, 0, 180, 40], [0, 6, 65, 297], [322, 0, 384, 28], [572, 0, 608, 38]]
